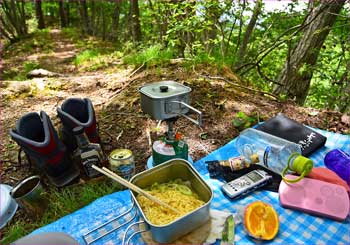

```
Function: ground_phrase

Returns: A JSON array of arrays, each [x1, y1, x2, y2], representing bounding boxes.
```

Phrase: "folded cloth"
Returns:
[[256, 113, 327, 156], [307, 167, 350, 193]]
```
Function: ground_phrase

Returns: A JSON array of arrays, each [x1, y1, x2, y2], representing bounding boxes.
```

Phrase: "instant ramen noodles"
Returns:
[[136, 178, 205, 225]]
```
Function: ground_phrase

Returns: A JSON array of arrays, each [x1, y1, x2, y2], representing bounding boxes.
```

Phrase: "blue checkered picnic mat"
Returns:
[[31, 127, 350, 244]]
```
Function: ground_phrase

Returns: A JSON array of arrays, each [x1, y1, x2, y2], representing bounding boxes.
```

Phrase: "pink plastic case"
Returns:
[[279, 175, 350, 221]]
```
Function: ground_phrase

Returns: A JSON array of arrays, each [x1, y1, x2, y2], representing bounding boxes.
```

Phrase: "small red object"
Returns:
[[175, 133, 182, 140]]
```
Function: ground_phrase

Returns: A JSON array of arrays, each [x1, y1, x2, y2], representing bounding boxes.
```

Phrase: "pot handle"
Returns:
[[170, 101, 202, 126], [122, 220, 149, 245]]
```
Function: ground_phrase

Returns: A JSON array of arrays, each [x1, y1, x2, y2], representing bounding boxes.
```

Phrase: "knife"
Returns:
[[221, 215, 235, 245]]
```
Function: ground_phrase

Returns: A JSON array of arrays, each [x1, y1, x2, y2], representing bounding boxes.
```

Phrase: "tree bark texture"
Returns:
[[130, 0, 142, 44], [79, 0, 90, 34], [236, 0, 262, 67], [273, 0, 345, 105], [35, 0, 45, 29], [0, 0, 28, 42], [111, 0, 122, 41], [337, 61, 350, 112], [59, 0, 68, 28]]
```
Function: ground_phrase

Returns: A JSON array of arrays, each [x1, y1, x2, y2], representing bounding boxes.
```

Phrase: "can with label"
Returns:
[[108, 149, 135, 180]]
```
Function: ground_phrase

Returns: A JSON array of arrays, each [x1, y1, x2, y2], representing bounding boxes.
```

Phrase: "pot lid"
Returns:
[[139, 81, 191, 99], [0, 184, 18, 229]]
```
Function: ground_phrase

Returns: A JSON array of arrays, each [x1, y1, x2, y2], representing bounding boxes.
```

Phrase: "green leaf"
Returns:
[[232, 118, 245, 128]]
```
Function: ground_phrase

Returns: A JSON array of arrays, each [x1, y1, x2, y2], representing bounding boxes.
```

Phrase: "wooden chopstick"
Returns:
[[91, 165, 180, 214]]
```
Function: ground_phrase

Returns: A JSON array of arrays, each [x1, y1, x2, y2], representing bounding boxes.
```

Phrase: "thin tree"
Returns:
[[130, 0, 142, 45], [111, 0, 122, 41], [58, 0, 68, 28], [273, 0, 346, 105], [79, 0, 90, 34], [235, 0, 262, 67], [35, 0, 45, 29], [0, 0, 28, 42]]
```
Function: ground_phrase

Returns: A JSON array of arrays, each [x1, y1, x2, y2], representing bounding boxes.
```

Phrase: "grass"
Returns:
[[0, 179, 120, 244], [74, 49, 123, 71], [123, 44, 174, 67]]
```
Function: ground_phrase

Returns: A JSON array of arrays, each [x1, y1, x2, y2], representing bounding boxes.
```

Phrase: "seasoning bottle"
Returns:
[[73, 126, 105, 178], [205, 155, 258, 178]]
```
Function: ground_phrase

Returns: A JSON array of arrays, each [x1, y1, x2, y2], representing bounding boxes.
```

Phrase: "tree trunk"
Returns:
[[101, 3, 106, 40], [79, 0, 90, 34], [235, 0, 247, 53], [35, 0, 45, 29], [66, 0, 70, 26], [91, 1, 96, 35], [130, 0, 142, 44], [273, 0, 345, 105], [235, 0, 262, 67], [111, 0, 122, 41], [203, 0, 221, 55], [58, 0, 68, 28], [339, 81, 350, 113], [0, 0, 28, 42]]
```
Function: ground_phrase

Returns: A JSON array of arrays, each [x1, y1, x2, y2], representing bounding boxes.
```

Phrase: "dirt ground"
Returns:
[[1, 30, 349, 188]]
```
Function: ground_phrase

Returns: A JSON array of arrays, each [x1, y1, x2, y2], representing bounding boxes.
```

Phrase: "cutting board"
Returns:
[[141, 219, 211, 244]]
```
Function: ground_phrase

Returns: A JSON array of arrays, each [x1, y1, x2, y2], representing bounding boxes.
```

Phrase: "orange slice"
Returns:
[[244, 201, 279, 240]]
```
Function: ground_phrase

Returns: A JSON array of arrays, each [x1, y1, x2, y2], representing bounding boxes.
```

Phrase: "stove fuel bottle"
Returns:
[[73, 126, 105, 178], [152, 132, 188, 166]]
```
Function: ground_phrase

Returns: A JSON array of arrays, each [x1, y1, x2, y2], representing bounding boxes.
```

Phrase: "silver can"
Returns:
[[108, 149, 135, 180]]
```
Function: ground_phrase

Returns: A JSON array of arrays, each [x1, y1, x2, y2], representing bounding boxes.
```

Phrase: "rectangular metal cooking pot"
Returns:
[[138, 81, 191, 120], [129, 158, 213, 243]]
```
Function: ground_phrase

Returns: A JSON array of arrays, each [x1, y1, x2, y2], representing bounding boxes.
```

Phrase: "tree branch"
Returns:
[[256, 63, 282, 85], [199, 73, 279, 100], [236, 4, 330, 76]]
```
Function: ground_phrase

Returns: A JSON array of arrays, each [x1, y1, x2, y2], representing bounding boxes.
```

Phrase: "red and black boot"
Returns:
[[10, 111, 80, 187], [56, 98, 101, 153]]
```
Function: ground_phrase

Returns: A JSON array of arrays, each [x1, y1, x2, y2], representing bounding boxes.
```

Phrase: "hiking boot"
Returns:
[[9, 111, 80, 187], [57, 98, 101, 153]]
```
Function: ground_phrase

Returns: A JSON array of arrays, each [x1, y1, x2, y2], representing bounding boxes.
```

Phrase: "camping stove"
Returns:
[[138, 81, 202, 166]]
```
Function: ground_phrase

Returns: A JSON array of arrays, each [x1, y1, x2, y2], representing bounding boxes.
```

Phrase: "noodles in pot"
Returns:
[[136, 178, 205, 225]]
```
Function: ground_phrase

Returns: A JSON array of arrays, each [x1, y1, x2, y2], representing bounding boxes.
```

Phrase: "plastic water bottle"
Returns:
[[235, 128, 313, 182], [324, 149, 350, 184]]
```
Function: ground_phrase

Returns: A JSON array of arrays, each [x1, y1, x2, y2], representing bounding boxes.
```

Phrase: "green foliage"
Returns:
[[4, 29, 53, 58], [24, 61, 40, 73], [0, 222, 28, 244], [61, 27, 83, 42], [74, 50, 99, 66], [232, 111, 258, 130], [4, 61, 40, 81], [74, 48, 122, 71], [123, 45, 174, 67]]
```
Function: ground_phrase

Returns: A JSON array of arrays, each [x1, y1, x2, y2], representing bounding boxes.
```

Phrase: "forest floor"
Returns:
[[1, 29, 350, 242]]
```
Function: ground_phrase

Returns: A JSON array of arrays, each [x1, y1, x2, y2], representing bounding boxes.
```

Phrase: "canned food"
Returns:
[[108, 149, 135, 180]]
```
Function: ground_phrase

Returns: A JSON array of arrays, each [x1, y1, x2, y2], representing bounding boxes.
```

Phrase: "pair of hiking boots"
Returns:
[[10, 98, 101, 187]]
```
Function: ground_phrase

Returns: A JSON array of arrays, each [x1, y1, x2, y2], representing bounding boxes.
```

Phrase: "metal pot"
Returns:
[[10, 175, 48, 219], [129, 159, 212, 243], [138, 81, 202, 126]]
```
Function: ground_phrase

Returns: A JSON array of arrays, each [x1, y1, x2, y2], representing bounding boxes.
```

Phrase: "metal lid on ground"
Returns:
[[0, 184, 18, 229], [139, 81, 191, 99]]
